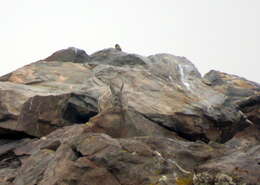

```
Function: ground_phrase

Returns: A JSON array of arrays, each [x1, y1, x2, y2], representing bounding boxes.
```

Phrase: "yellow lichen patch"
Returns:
[[175, 174, 193, 185], [233, 79, 255, 88], [85, 121, 94, 127], [41, 149, 56, 154]]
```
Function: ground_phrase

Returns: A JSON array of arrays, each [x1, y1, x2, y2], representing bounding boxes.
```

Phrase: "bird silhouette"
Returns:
[[115, 44, 122, 51]]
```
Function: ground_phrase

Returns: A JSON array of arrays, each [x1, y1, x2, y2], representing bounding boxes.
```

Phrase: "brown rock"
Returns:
[[0, 48, 259, 184]]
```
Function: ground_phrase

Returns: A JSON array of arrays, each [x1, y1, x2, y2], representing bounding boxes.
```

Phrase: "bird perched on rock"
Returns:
[[115, 44, 122, 51]]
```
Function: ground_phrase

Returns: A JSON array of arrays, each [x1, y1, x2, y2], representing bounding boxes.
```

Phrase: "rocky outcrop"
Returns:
[[204, 70, 260, 128], [89, 48, 148, 66], [0, 47, 259, 184], [44, 47, 90, 63], [204, 70, 260, 103]]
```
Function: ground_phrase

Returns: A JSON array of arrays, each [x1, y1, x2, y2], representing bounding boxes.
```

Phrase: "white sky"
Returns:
[[0, 0, 259, 82]]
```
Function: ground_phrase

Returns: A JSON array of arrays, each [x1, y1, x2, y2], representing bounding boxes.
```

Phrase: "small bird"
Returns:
[[115, 44, 122, 51]]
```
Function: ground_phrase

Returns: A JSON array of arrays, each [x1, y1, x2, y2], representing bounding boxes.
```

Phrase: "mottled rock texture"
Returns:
[[0, 47, 259, 185]]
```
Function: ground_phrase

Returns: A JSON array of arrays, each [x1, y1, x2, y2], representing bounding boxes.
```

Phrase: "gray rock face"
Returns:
[[204, 70, 260, 128], [89, 48, 148, 66], [204, 70, 260, 103], [0, 47, 259, 184], [44, 47, 90, 63]]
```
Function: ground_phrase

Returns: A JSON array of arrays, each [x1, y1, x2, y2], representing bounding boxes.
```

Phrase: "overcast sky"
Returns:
[[1, 0, 259, 82]]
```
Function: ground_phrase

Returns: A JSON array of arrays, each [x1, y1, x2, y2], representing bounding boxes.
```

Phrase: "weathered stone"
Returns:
[[0, 47, 259, 184], [0, 125, 209, 184], [203, 70, 260, 106], [16, 93, 98, 137], [197, 144, 260, 184], [204, 70, 260, 128], [0, 49, 247, 141], [89, 48, 147, 66], [14, 149, 55, 185], [0, 123, 257, 185], [86, 107, 182, 139], [44, 47, 89, 63], [237, 94, 260, 128]]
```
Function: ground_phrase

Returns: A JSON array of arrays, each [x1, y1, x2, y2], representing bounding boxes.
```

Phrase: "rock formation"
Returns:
[[0, 47, 259, 185]]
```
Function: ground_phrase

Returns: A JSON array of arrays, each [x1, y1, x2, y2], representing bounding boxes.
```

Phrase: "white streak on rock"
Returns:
[[153, 150, 191, 175], [29, 98, 33, 111], [74, 47, 78, 55], [178, 64, 191, 90], [168, 75, 173, 82], [168, 159, 191, 174], [159, 175, 168, 182]]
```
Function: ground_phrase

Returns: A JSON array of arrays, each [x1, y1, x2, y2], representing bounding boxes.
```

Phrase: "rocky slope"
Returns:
[[0, 47, 259, 185]]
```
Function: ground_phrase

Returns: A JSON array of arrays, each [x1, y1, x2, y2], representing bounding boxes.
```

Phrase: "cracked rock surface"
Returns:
[[0, 47, 259, 185]]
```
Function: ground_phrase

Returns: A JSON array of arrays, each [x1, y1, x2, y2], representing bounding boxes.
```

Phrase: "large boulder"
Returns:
[[204, 70, 260, 127], [0, 60, 99, 137], [204, 70, 260, 104]]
